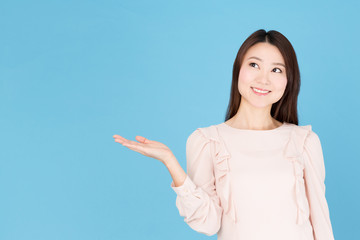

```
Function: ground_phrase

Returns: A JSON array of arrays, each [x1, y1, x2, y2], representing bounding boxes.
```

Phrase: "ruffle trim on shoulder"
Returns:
[[283, 124, 312, 225], [198, 126, 238, 224]]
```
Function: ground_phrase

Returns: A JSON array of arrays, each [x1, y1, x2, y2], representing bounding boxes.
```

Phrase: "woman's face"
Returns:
[[238, 42, 287, 109]]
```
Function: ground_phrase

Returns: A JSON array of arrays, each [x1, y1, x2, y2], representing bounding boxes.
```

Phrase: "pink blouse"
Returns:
[[170, 122, 334, 240]]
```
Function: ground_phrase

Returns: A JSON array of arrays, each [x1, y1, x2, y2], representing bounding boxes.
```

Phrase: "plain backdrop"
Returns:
[[0, 0, 359, 239]]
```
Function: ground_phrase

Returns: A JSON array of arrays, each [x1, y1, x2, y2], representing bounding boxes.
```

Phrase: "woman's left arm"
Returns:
[[303, 130, 335, 240]]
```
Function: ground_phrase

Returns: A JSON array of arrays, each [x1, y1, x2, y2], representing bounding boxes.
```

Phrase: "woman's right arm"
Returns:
[[113, 128, 223, 236], [167, 129, 223, 236]]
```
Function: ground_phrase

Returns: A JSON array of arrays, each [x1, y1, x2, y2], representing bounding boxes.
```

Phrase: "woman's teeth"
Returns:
[[252, 87, 270, 93]]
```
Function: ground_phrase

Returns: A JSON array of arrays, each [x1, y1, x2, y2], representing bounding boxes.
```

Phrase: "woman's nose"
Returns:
[[256, 71, 271, 85]]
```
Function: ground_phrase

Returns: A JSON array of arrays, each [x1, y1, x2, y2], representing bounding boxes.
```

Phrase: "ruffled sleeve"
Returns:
[[303, 130, 335, 240], [208, 125, 237, 224], [170, 128, 223, 236]]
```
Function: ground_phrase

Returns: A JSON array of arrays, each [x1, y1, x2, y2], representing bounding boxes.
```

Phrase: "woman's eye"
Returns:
[[273, 68, 282, 73], [250, 62, 258, 68]]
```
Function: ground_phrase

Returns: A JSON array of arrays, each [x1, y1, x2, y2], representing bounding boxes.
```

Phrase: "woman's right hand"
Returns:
[[113, 134, 175, 165]]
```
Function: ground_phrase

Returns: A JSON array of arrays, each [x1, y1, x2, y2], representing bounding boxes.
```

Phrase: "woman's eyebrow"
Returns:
[[247, 56, 285, 68]]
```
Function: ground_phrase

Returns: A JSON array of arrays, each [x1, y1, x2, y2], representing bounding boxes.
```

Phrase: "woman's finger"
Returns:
[[113, 135, 133, 145], [135, 135, 153, 144], [113, 135, 146, 151], [117, 138, 141, 147], [114, 134, 152, 145], [122, 142, 143, 152]]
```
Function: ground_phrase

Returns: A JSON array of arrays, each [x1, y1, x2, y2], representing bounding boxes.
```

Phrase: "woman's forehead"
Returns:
[[244, 43, 285, 64]]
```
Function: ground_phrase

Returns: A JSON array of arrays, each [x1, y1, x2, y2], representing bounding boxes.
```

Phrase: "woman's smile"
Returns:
[[251, 87, 271, 96]]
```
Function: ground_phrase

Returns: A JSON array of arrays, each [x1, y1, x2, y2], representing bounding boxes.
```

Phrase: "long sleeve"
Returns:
[[170, 129, 223, 236], [303, 130, 335, 240]]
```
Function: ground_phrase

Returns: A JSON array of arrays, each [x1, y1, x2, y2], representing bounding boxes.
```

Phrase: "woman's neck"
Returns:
[[226, 103, 281, 131]]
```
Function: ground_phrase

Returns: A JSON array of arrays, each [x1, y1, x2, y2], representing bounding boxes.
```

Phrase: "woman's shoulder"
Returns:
[[187, 123, 221, 141], [286, 122, 322, 149], [287, 122, 312, 131]]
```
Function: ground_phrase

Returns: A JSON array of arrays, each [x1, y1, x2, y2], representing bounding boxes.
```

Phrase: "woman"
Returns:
[[113, 29, 335, 240]]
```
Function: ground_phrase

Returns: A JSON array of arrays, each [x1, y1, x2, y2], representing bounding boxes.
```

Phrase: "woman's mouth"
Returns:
[[251, 87, 271, 96]]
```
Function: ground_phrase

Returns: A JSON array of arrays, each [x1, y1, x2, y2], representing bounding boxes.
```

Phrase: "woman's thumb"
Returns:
[[135, 135, 151, 143]]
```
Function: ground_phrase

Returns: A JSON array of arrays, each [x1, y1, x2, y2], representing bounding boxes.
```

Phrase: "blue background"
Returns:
[[0, 0, 358, 239]]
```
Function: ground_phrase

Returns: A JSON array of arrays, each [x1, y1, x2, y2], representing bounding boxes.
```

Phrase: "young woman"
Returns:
[[113, 29, 335, 240]]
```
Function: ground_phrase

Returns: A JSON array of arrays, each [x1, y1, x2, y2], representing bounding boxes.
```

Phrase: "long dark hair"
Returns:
[[225, 29, 301, 125]]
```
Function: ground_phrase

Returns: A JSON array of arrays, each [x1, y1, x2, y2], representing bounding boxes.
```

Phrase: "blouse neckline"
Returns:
[[219, 121, 289, 133]]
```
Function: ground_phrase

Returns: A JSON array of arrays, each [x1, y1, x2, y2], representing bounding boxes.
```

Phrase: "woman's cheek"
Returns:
[[273, 75, 287, 89], [280, 76, 288, 89], [238, 68, 253, 84]]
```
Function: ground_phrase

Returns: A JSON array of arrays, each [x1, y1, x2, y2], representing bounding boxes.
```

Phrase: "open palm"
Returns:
[[113, 134, 174, 164]]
